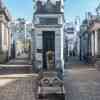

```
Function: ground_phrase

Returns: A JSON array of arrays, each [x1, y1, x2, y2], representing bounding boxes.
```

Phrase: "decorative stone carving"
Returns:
[[37, 71, 65, 99]]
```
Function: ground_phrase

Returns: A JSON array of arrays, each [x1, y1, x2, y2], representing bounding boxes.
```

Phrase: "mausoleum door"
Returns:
[[43, 31, 55, 70]]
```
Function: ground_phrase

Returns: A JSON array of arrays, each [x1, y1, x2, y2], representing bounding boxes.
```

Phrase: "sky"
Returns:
[[5, 0, 33, 21], [64, 0, 99, 22], [4, 0, 100, 22]]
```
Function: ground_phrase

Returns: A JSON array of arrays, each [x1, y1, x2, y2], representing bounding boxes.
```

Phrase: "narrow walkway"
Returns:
[[7, 53, 31, 65], [0, 54, 38, 100], [64, 56, 99, 100], [64, 68, 100, 100], [0, 77, 37, 100], [0, 53, 33, 75], [65, 56, 94, 69]]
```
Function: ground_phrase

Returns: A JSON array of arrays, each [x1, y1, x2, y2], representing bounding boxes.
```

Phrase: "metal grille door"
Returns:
[[43, 31, 55, 70]]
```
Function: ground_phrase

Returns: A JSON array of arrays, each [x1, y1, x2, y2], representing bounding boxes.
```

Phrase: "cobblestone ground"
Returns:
[[0, 77, 37, 100], [64, 68, 100, 100]]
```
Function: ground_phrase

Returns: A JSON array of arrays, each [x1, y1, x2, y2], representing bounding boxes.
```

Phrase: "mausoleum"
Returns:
[[33, 0, 64, 73]]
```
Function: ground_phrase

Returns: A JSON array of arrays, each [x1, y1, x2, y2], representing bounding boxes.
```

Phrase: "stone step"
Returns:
[[0, 65, 33, 75], [0, 64, 32, 67], [0, 73, 38, 79]]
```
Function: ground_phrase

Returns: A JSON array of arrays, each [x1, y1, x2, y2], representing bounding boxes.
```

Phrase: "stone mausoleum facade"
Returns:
[[33, 0, 64, 72], [0, 0, 11, 63]]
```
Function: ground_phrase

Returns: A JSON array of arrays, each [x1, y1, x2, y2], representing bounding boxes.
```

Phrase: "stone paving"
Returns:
[[1, 55, 100, 100], [0, 55, 37, 100], [0, 77, 37, 100], [64, 68, 100, 100], [0, 76, 64, 100], [0, 54, 32, 75], [0, 68, 100, 100], [7, 53, 31, 65], [0, 66, 33, 75]]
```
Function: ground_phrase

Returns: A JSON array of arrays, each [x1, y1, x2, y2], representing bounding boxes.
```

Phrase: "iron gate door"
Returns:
[[43, 31, 55, 70]]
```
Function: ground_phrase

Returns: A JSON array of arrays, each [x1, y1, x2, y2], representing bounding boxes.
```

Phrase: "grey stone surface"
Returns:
[[0, 77, 37, 100], [1, 62, 100, 100], [64, 68, 100, 100]]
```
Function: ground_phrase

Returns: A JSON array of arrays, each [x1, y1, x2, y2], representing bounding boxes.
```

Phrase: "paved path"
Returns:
[[0, 76, 63, 100], [7, 59, 31, 65], [1, 55, 100, 100], [7, 53, 31, 65], [65, 56, 94, 69], [0, 53, 37, 100], [0, 53, 32, 75], [0, 65, 33, 75], [64, 68, 100, 100], [0, 53, 39, 100], [1, 67, 100, 100], [0, 77, 37, 100]]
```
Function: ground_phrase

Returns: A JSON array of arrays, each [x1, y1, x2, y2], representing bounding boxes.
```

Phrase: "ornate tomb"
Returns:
[[33, 0, 65, 99]]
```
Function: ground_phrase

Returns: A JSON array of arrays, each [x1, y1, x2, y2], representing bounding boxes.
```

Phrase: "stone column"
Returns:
[[88, 33, 92, 56], [55, 30, 61, 68], [91, 32, 95, 56], [0, 23, 2, 50], [1, 22, 4, 51], [95, 30, 98, 56], [35, 30, 43, 70]]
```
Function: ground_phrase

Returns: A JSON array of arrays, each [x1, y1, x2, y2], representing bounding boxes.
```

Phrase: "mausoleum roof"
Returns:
[[0, 0, 11, 21], [35, 0, 63, 14]]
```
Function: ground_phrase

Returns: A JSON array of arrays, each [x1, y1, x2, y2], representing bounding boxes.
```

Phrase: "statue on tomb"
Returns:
[[46, 50, 55, 71]]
